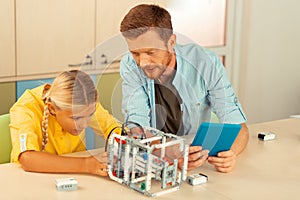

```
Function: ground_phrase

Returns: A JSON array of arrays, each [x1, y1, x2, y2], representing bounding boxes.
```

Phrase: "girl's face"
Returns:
[[50, 103, 96, 136]]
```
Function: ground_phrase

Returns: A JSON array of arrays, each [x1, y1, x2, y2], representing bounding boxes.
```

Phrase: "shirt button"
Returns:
[[234, 97, 238, 103]]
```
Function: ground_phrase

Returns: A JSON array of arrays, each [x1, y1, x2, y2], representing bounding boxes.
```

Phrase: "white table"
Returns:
[[1, 118, 299, 199]]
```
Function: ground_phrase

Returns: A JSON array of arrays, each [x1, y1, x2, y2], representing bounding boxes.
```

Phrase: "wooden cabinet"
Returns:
[[96, 0, 167, 44], [16, 0, 96, 76], [0, 0, 167, 80], [93, 0, 167, 68], [0, 0, 15, 78]]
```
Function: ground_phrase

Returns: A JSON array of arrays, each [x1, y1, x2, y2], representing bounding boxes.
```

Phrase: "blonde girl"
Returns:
[[10, 70, 120, 176]]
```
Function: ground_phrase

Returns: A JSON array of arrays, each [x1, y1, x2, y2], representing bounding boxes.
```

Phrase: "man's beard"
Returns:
[[144, 52, 173, 80]]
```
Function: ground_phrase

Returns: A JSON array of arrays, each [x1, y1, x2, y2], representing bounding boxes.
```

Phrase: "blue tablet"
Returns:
[[191, 122, 242, 156]]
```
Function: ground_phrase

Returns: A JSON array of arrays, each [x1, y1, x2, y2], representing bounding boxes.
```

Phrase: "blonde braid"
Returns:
[[41, 87, 51, 152]]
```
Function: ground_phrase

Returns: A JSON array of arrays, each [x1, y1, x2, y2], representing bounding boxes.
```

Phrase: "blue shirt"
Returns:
[[120, 43, 246, 135]]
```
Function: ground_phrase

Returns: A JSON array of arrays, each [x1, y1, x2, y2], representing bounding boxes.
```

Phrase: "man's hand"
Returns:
[[178, 146, 209, 170], [207, 150, 236, 173]]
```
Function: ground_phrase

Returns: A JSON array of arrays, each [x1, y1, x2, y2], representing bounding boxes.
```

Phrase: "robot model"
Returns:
[[107, 126, 189, 197]]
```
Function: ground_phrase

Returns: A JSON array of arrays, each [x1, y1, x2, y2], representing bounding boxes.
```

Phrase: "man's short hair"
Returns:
[[120, 4, 173, 43]]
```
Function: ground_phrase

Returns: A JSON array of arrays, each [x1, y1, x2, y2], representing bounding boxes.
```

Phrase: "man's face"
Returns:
[[50, 103, 96, 136], [126, 30, 176, 80]]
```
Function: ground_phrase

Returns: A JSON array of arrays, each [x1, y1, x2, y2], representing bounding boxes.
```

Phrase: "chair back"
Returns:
[[0, 114, 12, 164]]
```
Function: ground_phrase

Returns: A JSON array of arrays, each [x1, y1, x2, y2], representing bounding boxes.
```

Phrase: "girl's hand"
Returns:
[[86, 152, 109, 176]]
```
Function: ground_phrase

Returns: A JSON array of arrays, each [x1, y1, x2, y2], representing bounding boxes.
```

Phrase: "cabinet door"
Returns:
[[0, 0, 15, 78], [95, 0, 167, 67], [16, 0, 95, 76], [96, 0, 167, 44]]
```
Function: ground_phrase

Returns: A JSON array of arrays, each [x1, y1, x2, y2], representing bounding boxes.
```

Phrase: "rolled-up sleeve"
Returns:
[[206, 52, 246, 124], [10, 105, 42, 163]]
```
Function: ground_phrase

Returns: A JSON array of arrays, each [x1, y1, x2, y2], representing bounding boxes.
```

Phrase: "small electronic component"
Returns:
[[55, 177, 78, 191], [258, 132, 276, 141], [186, 173, 208, 186]]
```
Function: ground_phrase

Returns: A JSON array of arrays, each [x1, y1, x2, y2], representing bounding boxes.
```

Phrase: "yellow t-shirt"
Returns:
[[10, 85, 121, 162]]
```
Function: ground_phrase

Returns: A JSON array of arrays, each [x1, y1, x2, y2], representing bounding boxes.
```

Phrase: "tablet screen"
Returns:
[[191, 122, 242, 156]]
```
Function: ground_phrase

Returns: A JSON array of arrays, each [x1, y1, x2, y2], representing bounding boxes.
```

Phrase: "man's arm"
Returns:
[[120, 55, 152, 127], [231, 123, 249, 155]]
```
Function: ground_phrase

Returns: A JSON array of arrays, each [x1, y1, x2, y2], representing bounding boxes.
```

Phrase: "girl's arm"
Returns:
[[19, 150, 108, 176]]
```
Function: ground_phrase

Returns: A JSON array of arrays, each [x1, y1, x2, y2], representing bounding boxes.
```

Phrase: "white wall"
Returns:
[[239, 0, 300, 124]]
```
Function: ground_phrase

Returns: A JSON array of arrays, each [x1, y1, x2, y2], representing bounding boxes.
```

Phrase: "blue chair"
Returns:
[[16, 79, 54, 99], [0, 114, 12, 164]]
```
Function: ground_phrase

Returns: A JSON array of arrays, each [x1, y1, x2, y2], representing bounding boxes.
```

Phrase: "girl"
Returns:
[[10, 70, 121, 176]]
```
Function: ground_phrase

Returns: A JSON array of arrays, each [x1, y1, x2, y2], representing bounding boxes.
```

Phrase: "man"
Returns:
[[119, 4, 249, 173]]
